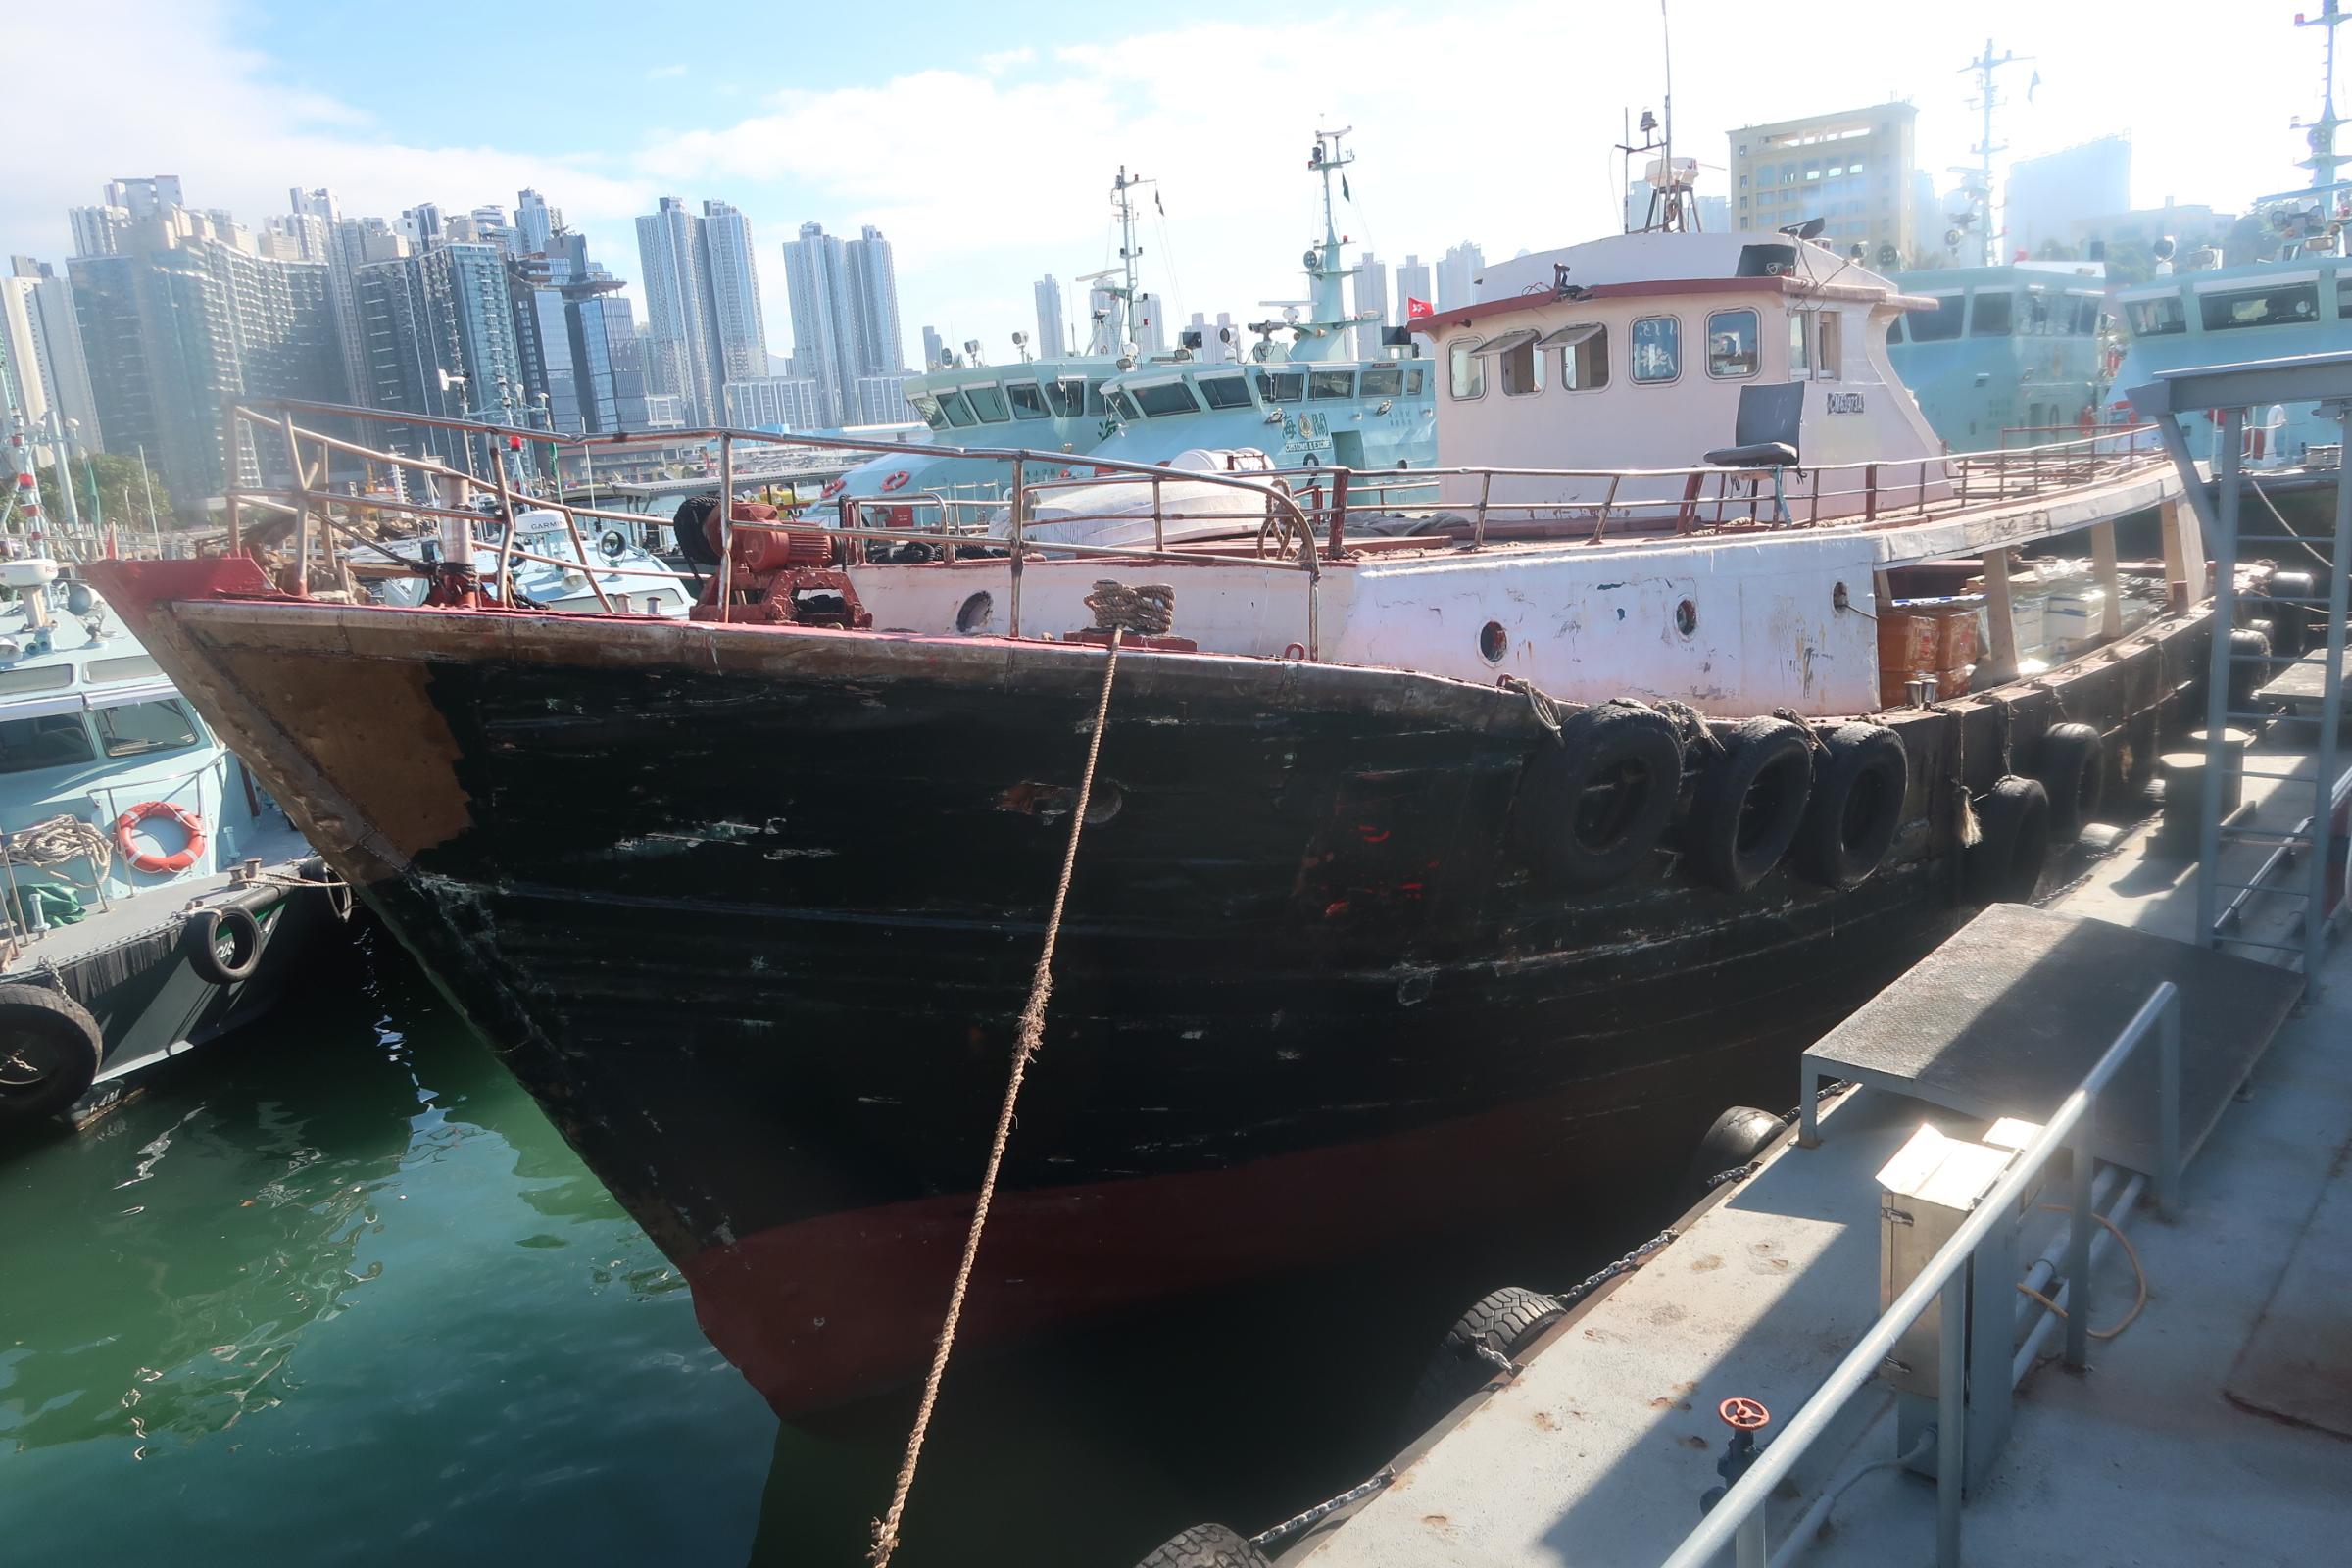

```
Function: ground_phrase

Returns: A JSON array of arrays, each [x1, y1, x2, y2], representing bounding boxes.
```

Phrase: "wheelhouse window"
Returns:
[[1706, 310, 1761, 377], [1258, 370, 1304, 403], [964, 383, 1010, 421], [1539, 323, 1607, 390], [94, 698, 201, 760], [1359, 364, 1403, 397], [933, 389, 977, 427], [1789, 312, 1815, 371], [1815, 312, 1843, 380], [1307, 369, 1357, 400], [1198, 373, 1253, 409], [1907, 295, 1964, 342], [2202, 280, 2320, 331], [84, 655, 162, 685], [2071, 295, 2104, 335], [0, 665, 74, 697], [1005, 381, 1050, 419], [1107, 389, 1143, 421], [0, 712, 94, 774], [908, 392, 948, 431], [1631, 316, 1681, 383], [2126, 294, 2187, 336], [2338, 273, 2352, 318], [1130, 380, 1200, 417], [1447, 337, 1487, 399], [1477, 329, 1544, 396], [1969, 291, 2014, 337], [1404, 367, 1427, 396]]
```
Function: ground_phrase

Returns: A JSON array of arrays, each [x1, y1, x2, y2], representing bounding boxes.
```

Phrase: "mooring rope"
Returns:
[[869, 627, 1126, 1567]]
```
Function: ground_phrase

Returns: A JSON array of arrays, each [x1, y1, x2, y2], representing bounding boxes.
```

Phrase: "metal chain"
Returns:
[[1698, 1080, 1856, 1194], [1556, 1228, 1681, 1306], [1249, 1469, 1397, 1551]]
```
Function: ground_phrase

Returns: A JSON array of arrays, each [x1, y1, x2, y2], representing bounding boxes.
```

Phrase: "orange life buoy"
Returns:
[[880, 470, 912, 492], [116, 801, 207, 876], [820, 478, 847, 500]]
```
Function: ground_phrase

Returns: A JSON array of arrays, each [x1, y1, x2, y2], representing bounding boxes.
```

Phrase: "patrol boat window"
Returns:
[[86, 655, 162, 684], [1971, 291, 2014, 336], [1404, 367, 1426, 396], [1308, 369, 1357, 400], [1258, 370, 1305, 403], [1108, 389, 1144, 421], [1048, 377, 1102, 417], [1359, 364, 1403, 397], [95, 698, 202, 760], [1908, 294, 1964, 342], [934, 389, 977, 427], [1005, 382, 1050, 419], [2127, 294, 2187, 336], [908, 392, 948, 431], [964, 383, 1010, 421], [2202, 281, 2320, 331], [1131, 380, 1200, 416], [1198, 374, 1254, 409], [0, 665, 74, 697], [0, 712, 95, 773]]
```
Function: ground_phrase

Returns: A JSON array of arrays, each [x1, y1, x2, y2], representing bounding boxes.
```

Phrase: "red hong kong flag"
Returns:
[[1405, 296, 1434, 320]]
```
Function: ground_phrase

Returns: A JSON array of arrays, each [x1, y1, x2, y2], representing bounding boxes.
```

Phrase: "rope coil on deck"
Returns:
[[4, 816, 117, 886], [868, 628, 1127, 1567], [1085, 580, 1175, 637]]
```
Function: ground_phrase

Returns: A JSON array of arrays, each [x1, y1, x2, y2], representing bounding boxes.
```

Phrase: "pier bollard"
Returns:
[[2158, 727, 2252, 857]]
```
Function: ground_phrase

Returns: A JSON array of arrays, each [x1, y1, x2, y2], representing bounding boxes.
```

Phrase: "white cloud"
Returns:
[[646, 64, 689, 80], [979, 46, 1034, 74]]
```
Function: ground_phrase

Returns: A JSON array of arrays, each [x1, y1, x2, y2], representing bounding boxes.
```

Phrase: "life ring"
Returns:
[[1969, 775, 2051, 904], [1687, 717, 1812, 893], [115, 801, 206, 875], [0, 982, 103, 1123], [1793, 723, 1909, 889], [879, 470, 912, 492], [2036, 722, 2106, 843], [187, 904, 264, 985], [1523, 703, 1683, 890], [820, 478, 847, 500]]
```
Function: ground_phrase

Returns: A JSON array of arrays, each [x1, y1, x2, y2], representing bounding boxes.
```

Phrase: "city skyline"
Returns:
[[9, 0, 2322, 383]]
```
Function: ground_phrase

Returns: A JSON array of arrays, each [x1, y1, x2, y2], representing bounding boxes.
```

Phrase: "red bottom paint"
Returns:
[[681, 1075, 1739, 1417]]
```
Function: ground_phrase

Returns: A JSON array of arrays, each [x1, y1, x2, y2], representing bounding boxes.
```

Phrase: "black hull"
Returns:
[[90, 563, 2211, 1411]]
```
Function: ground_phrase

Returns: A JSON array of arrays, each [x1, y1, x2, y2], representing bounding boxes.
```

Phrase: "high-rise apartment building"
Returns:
[[1033, 274, 1066, 358], [1395, 255, 1433, 315], [725, 375, 824, 431], [1436, 242, 1485, 311], [635, 196, 764, 426], [350, 241, 528, 468], [1729, 102, 1918, 263], [845, 226, 904, 379], [781, 220, 909, 426], [1353, 251, 1390, 359], [921, 324, 947, 372], [68, 189, 339, 500], [515, 190, 558, 258], [1, 258, 105, 453]]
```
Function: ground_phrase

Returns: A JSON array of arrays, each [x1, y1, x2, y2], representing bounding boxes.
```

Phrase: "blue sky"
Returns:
[[6, 1, 2330, 373]]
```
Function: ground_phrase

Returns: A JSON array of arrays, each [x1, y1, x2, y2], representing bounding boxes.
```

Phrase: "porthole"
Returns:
[[1478, 620, 1509, 663], [1675, 599, 1699, 637], [956, 591, 994, 634]]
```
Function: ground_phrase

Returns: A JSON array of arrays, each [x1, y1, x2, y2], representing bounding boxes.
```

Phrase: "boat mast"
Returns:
[[1961, 38, 2030, 267], [1305, 128, 1355, 330], [1081, 167, 1152, 358], [2296, 2, 2348, 192]]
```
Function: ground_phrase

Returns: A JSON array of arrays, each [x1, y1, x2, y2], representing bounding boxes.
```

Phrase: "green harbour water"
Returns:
[[0, 932, 1640, 1566]]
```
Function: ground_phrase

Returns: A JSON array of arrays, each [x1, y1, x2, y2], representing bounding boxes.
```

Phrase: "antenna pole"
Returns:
[[2298, 2, 2348, 192], [1962, 38, 2030, 266]]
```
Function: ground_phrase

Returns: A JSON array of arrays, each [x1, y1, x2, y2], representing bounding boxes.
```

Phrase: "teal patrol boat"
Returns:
[[1886, 261, 2112, 450]]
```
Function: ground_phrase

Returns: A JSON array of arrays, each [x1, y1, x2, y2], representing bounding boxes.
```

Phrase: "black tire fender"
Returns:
[[1793, 723, 1909, 890], [1970, 775, 2051, 904], [0, 982, 104, 1124], [1523, 704, 1684, 891], [2261, 570, 2316, 661], [188, 904, 264, 986], [671, 494, 721, 570], [1132, 1525, 1272, 1568], [1688, 718, 1812, 893], [2037, 722, 2105, 844], [2228, 627, 2272, 714], [1407, 1285, 1568, 1432]]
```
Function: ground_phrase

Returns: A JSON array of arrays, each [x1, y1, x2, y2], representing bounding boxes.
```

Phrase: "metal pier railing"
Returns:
[[1658, 983, 2183, 1568]]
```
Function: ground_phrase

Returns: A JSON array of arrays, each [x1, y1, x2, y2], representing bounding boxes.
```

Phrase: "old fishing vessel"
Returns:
[[91, 215, 2265, 1418], [0, 559, 343, 1134]]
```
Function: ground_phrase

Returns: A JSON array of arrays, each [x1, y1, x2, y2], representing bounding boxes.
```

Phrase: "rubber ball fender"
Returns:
[[1679, 1104, 1788, 1202], [1970, 774, 2052, 905], [2037, 722, 2106, 844], [187, 904, 264, 986], [0, 983, 104, 1123], [1406, 1285, 1569, 1433], [2228, 627, 2273, 713], [1131, 1525, 1273, 1568], [1688, 717, 1812, 893], [1523, 704, 1684, 891], [1793, 723, 1909, 890]]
